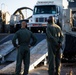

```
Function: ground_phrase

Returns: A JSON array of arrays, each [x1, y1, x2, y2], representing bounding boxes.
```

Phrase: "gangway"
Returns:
[[0, 39, 48, 74], [0, 40, 15, 63]]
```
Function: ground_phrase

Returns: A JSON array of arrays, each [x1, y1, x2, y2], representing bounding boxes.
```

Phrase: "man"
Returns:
[[12, 20, 37, 75], [46, 16, 64, 75]]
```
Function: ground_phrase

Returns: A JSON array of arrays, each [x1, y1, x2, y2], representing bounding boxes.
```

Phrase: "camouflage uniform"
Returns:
[[46, 23, 64, 75], [12, 28, 37, 75]]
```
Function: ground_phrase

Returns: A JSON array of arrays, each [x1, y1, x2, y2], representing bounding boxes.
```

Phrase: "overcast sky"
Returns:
[[0, 0, 75, 15], [0, 0, 38, 15]]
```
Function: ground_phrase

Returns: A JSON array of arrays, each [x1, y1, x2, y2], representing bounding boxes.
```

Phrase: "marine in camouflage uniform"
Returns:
[[46, 16, 64, 75], [12, 20, 37, 75]]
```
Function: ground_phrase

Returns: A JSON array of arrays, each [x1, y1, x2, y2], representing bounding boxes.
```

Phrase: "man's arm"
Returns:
[[57, 28, 64, 50], [59, 29, 64, 43], [46, 27, 58, 45], [12, 33, 18, 47], [30, 32, 37, 46]]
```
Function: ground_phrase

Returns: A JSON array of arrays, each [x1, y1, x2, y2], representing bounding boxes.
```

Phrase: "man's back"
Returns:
[[46, 23, 63, 46], [16, 28, 32, 45], [12, 28, 37, 47]]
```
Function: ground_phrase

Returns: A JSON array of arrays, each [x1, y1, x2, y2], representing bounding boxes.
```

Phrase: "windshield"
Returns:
[[33, 5, 57, 14]]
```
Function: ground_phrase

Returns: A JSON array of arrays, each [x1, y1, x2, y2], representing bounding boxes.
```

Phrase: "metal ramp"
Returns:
[[0, 39, 48, 74], [0, 40, 15, 63], [0, 33, 46, 62], [0, 34, 14, 45]]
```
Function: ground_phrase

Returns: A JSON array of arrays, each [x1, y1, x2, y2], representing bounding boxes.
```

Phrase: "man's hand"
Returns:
[[16, 45, 20, 49], [29, 45, 31, 48], [57, 43, 62, 50]]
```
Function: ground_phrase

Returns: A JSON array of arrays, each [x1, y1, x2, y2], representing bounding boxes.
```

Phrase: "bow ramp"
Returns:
[[0, 39, 48, 74], [0, 40, 15, 63]]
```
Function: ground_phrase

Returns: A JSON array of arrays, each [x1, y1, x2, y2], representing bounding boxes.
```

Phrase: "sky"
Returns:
[[0, 0, 38, 15], [0, 0, 72, 15]]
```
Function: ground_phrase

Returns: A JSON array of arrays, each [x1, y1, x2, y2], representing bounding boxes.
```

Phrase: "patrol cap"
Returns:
[[19, 19, 29, 24]]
